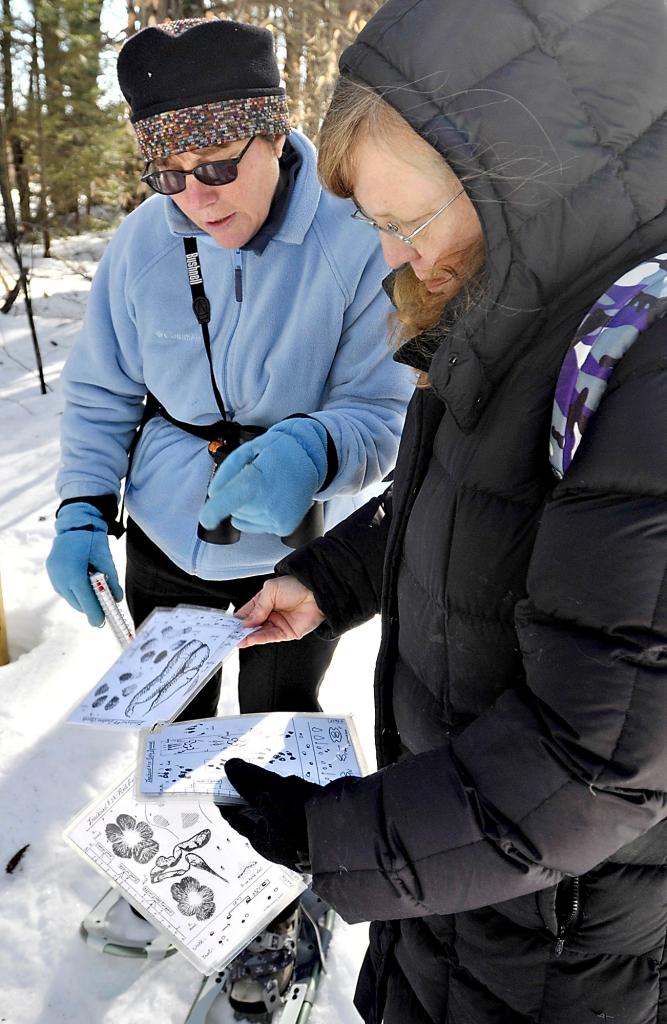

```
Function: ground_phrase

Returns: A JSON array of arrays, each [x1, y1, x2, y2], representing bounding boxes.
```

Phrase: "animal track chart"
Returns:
[[137, 713, 366, 802], [67, 606, 255, 729], [64, 771, 305, 975]]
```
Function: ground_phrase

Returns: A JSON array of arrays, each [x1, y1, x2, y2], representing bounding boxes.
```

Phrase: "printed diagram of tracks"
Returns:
[[67, 605, 255, 730], [137, 712, 368, 801], [124, 639, 209, 719]]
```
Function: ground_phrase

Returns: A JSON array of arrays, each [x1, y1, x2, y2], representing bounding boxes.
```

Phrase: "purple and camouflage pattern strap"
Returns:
[[550, 253, 667, 478]]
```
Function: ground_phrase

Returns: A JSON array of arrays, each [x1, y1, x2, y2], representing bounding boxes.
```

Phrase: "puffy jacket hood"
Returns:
[[340, 0, 667, 428]]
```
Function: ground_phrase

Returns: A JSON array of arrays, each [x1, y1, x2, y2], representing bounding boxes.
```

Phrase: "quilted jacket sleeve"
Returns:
[[304, 320, 667, 924]]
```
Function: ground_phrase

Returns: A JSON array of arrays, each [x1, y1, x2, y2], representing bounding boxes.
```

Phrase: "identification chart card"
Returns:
[[64, 772, 306, 975], [137, 713, 366, 802], [68, 606, 254, 729]]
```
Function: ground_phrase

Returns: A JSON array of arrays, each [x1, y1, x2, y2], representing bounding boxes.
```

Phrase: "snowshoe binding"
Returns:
[[80, 888, 176, 960], [185, 890, 336, 1024]]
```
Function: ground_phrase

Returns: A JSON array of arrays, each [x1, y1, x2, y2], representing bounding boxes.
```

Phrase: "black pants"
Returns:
[[124, 519, 337, 721]]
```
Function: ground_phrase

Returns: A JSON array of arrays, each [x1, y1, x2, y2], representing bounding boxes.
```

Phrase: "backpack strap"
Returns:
[[550, 253, 667, 478]]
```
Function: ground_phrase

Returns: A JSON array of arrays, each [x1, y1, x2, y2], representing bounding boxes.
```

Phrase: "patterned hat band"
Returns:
[[133, 94, 291, 161]]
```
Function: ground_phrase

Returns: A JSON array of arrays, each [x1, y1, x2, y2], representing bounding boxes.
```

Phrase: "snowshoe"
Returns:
[[80, 888, 176, 960], [185, 890, 336, 1024]]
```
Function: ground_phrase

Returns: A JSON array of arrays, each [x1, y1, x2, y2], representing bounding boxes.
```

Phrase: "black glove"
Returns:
[[220, 758, 321, 872]]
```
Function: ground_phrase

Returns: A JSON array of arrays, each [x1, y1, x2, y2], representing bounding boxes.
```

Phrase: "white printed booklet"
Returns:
[[64, 771, 306, 975], [137, 712, 366, 802], [67, 606, 254, 729]]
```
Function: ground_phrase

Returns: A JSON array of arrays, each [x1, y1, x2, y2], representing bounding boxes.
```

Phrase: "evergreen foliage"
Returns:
[[1, 0, 381, 247]]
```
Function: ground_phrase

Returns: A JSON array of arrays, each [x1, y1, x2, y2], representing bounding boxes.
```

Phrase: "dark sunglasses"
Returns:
[[142, 136, 255, 196]]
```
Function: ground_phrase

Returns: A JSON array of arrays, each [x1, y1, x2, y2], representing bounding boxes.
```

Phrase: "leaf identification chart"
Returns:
[[67, 606, 254, 730], [137, 713, 366, 802], [64, 771, 305, 975]]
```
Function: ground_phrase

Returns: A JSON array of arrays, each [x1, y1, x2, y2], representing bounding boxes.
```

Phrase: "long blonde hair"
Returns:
[[318, 78, 485, 377]]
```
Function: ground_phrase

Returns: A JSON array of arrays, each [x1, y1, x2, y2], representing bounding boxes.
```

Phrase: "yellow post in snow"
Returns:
[[0, 574, 9, 666]]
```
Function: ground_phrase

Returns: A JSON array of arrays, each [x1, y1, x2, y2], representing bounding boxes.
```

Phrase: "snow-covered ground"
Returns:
[[0, 232, 379, 1024]]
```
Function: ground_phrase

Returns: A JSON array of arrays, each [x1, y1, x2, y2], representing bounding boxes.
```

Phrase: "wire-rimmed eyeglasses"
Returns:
[[142, 136, 255, 196], [351, 187, 465, 246]]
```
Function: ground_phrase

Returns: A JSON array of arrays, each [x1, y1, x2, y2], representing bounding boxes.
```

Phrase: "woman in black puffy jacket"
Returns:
[[221, 1, 667, 1020]]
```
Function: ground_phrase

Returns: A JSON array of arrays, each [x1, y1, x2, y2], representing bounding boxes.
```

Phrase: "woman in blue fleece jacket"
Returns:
[[46, 18, 411, 719]]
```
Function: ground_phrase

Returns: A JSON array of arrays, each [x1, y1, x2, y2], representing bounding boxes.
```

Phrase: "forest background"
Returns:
[[0, 0, 382, 261]]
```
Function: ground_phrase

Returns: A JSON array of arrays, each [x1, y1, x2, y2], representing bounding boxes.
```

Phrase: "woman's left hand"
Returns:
[[220, 758, 320, 871]]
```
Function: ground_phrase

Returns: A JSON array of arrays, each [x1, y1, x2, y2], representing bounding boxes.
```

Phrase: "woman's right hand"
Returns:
[[235, 576, 325, 647]]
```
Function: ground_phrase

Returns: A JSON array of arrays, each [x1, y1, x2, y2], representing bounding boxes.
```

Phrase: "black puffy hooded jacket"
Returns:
[[279, 1, 667, 1020]]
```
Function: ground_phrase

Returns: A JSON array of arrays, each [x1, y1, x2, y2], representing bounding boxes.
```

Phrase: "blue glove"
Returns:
[[199, 418, 329, 536], [46, 502, 123, 627]]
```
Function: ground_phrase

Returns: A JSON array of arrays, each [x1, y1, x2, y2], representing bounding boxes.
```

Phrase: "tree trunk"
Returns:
[[0, 110, 47, 394], [30, 12, 51, 256], [1, 0, 31, 225], [0, 112, 18, 241], [283, 4, 305, 126]]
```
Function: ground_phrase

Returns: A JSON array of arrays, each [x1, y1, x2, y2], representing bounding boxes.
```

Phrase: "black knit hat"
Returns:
[[117, 18, 291, 160]]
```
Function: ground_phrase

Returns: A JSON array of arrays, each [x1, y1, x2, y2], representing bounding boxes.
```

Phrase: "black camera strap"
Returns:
[[118, 238, 233, 532], [183, 235, 228, 422]]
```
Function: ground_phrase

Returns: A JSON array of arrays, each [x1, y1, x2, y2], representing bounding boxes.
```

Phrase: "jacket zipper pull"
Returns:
[[554, 875, 580, 958], [234, 250, 243, 302]]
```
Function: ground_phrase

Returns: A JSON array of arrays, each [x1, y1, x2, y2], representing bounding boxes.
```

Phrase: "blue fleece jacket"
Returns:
[[56, 131, 413, 579]]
